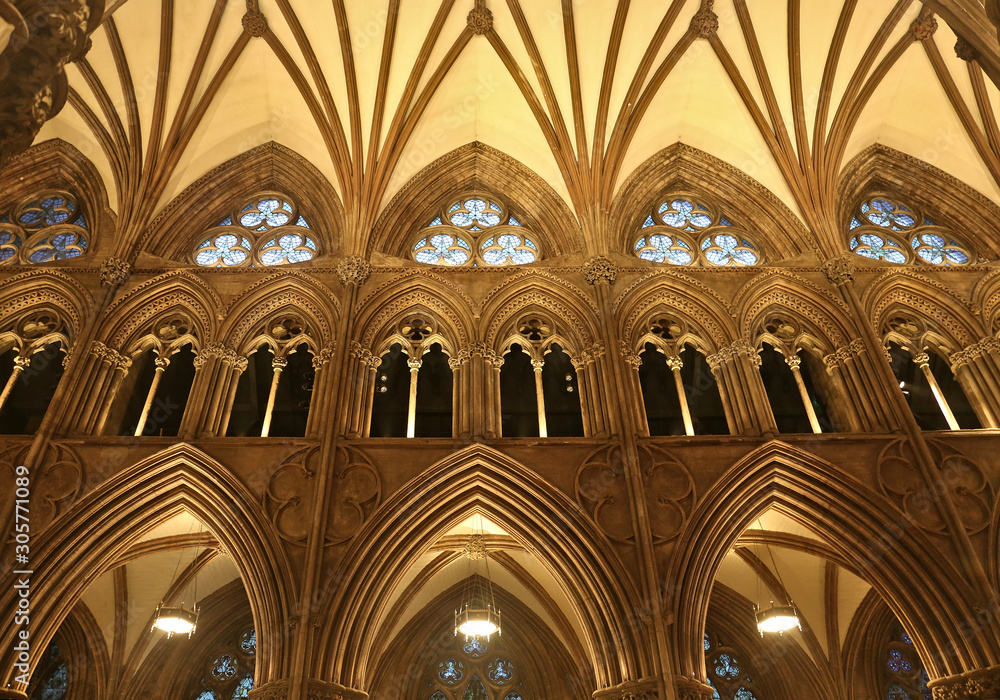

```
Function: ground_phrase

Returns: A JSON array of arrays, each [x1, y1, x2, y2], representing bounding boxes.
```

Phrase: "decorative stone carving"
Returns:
[[0, 0, 98, 167], [576, 443, 634, 543], [99, 257, 132, 288], [312, 347, 334, 369], [583, 254, 618, 285], [929, 665, 1000, 700], [690, 1, 719, 39], [675, 676, 716, 700], [911, 11, 938, 42], [593, 677, 661, 700], [877, 438, 994, 535], [336, 255, 372, 286], [467, 0, 493, 36], [955, 36, 980, 63], [822, 255, 855, 286], [242, 10, 268, 37]]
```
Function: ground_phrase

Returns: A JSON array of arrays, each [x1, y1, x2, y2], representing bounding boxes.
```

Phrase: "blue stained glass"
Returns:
[[637, 233, 693, 265], [508, 216, 522, 226], [888, 650, 912, 673], [661, 200, 713, 228], [866, 199, 915, 230], [924, 217, 936, 226], [463, 677, 488, 700], [920, 671, 932, 700], [450, 199, 501, 228], [241, 199, 291, 228], [734, 688, 758, 700], [720, 216, 734, 226], [642, 215, 655, 229], [902, 632, 913, 645], [887, 684, 909, 700], [220, 216, 233, 226], [429, 693, 447, 700], [295, 216, 310, 228], [260, 233, 316, 265], [438, 659, 464, 684], [503, 693, 524, 700], [714, 654, 739, 680], [37, 662, 67, 700], [463, 638, 487, 656], [481, 233, 536, 266], [195, 691, 220, 700], [708, 679, 721, 700], [240, 629, 257, 653], [488, 658, 514, 684], [429, 216, 443, 227], [704, 633, 711, 651], [850, 217, 862, 230], [19, 196, 74, 228], [415, 233, 470, 266], [72, 215, 87, 229], [211, 654, 238, 681], [231, 674, 254, 699]]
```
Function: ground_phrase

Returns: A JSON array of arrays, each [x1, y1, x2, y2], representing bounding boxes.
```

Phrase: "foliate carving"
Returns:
[[877, 438, 995, 535], [593, 677, 661, 700], [690, 1, 719, 39], [312, 347, 334, 369], [824, 338, 866, 369], [89, 341, 132, 369], [822, 255, 855, 286], [0, 0, 96, 167], [304, 680, 368, 700], [337, 255, 372, 286], [950, 338, 999, 372], [242, 10, 268, 37], [674, 676, 716, 700], [955, 36, 979, 62], [583, 254, 618, 285], [929, 666, 1000, 700], [100, 257, 132, 288], [911, 11, 938, 42], [248, 679, 291, 700], [467, 0, 493, 35]]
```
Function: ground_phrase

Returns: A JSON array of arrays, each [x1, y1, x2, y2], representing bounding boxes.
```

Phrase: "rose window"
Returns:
[[849, 196, 972, 266], [0, 191, 89, 266], [634, 195, 761, 266], [412, 195, 540, 266]]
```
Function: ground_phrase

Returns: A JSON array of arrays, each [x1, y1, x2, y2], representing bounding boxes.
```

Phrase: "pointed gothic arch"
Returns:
[[315, 444, 652, 692], [0, 443, 296, 693], [666, 441, 998, 685]]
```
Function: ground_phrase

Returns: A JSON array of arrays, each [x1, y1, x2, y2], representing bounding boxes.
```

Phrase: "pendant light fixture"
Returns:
[[750, 516, 801, 637], [151, 518, 202, 639], [455, 518, 502, 641]]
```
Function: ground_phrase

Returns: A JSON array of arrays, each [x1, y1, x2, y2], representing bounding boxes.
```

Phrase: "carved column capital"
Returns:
[[312, 347, 334, 369], [337, 255, 372, 286], [530, 358, 545, 370], [272, 356, 288, 370], [99, 257, 132, 288], [583, 254, 618, 285], [408, 358, 422, 370]]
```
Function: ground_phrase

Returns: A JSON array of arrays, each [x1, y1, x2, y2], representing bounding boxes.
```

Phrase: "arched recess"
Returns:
[[315, 444, 653, 692], [0, 442, 296, 692], [666, 441, 999, 685], [370, 142, 582, 260], [0, 268, 92, 342], [609, 143, 814, 262], [140, 141, 345, 260], [0, 138, 112, 237], [368, 578, 590, 700], [971, 268, 1000, 336], [839, 145, 1000, 263]]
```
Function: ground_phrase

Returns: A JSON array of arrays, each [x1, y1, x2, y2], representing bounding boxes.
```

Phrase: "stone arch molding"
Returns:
[[0, 442, 296, 692], [315, 444, 653, 693], [665, 441, 998, 685]]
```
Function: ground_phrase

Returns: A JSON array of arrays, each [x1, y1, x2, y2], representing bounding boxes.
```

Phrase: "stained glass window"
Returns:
[[211, 655, 238, 681], [231, 674, 254, 699], [0, 191, 90, 266], [464, 639, 488, 657], [412, 194, 540, 266], [438, 659, 464, 684], [463, 677, 489, 700], [883, 627, 930, 700], [28, 643, 68, 700], [703, 631, 762, 700], [191, 194, 317, 267], [487, 658, 514, 684], [195, 691, 220, 700], [850, 196, 971, 266], [714, 655, 740, 681], [635, 196, 761, 266], [240, 629, 257, 654], [733, 688, 758, 700], [192, 628, 256, 700]]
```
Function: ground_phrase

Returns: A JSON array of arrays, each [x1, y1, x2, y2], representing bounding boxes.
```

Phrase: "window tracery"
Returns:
[[848, 196, 971, 266], [191, 195, 317, 267], [703, 631, 762, 700], [881, 628, 931, 700], [634, 197, 761, 267], [412, 196, 540, 267], [191, 627, 256, 700], [27, 641, 67, 700], [0, 191, 89, 265], [422, 637, 527, 700]]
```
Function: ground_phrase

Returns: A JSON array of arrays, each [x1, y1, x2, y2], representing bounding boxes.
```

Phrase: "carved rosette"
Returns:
[[955, 36, 979, 63], [337, 255, 372, 286], [99, 257, 132, 288], [911, 12, 938, 42], [690, 1, 719, 39], [467, 0, 493, 35], [876, 438, 994, 535], [242, 10, 268, 37], [822, 255, 856, 286], [583, 254, 618, 285]]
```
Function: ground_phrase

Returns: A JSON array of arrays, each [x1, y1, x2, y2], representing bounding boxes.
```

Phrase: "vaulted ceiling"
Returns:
[[29, 0, 1000, 258]]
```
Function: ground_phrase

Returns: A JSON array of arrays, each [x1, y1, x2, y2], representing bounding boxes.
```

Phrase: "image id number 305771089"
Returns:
[[13, 465, 32, 686]]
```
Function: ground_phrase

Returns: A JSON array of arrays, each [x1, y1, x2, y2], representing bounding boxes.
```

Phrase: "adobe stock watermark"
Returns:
[[12, 464, 33, 687]]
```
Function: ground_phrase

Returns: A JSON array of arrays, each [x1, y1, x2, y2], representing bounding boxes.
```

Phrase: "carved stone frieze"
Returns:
[[950, 337, 1000, 372], [929, 665, 1000, 700]]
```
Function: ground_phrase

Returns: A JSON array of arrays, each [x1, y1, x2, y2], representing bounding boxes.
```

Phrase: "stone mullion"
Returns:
[[709, 342, 774, 436], [952, 339, 1000, 429], [217, 358, 248, 436], [822, 257, 998, 644], [623, 351, 650, 436], [468, 347, 488, 438], [584, 255, 668, 693], [449, 355, 466, 438], [342, 344, 374, 438], [586, 345, 610, 437], [570, 355, 593, 437], [825, 343, 880, 432], [304, 349, 335, 439], [177, 348, 220, 439], [488, 356, 503, 438]]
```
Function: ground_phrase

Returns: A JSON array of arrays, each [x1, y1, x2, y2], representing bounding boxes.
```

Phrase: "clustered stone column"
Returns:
[[822, 339, 892, 432], [574, 342, 610, 437], [343, 342, 379, 438], [621, 347, 651, 436], [450, 342, 490, 438], [706, 339, 776, 436], [950, 337, 1000, 429], [304, 348, 334, 438], [62, 341, 132, 435], [181, 345, 250, 438]]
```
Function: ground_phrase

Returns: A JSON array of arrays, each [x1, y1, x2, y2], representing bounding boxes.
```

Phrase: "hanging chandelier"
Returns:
[[151, 519, 202, 639], [750, 517, 800, 637], [454, 529, 502, 641], [151, 602, 199, 638]]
